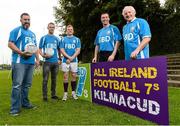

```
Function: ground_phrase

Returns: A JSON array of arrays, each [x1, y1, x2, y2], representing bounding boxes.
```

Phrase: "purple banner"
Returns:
[[91, 56, 169, 125]]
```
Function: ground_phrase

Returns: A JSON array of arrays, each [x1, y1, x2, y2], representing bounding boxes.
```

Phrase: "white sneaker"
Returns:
[[62, 92, 68, 101], [72, 91, 78, 100]]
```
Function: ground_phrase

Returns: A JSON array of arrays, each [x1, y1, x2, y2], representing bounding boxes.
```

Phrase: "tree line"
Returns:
[[54, 0, 180, 62]]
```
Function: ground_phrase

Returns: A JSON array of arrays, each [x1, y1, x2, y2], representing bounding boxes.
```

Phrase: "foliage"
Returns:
[[54, 0, 180, 62]]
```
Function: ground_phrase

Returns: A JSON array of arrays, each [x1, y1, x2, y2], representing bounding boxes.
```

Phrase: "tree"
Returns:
[[54, 0, 179, 62]]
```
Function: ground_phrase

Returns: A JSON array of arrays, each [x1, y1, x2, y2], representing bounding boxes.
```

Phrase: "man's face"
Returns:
[[101, 14, 110, 26], [20, 15, 30, 29], [66, 26, 74, 36], [48, 24, 55, 34], [123, 9, 135, 22]]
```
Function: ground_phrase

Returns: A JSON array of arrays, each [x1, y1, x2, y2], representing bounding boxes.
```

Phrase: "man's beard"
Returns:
[[23, 22, 30, 29]]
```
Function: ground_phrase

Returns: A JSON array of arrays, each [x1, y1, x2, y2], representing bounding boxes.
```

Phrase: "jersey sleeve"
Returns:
[[113, 26, 122, 43], [139, 19, 151, 39], [57, 37, 61, 49], [60, 37, 65, 49], [76, 38, 81, 48], [8, 28, 20, 43], [39, 36, 45, 49]]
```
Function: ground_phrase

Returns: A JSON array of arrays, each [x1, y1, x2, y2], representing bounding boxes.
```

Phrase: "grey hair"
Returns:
[[122, 6, 136, 16]]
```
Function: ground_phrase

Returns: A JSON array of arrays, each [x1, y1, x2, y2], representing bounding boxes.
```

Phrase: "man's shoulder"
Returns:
[[72, 35, 80, 40], [97, 27, 104, 33], [11, 26, 21, 33], [110, 24, 120, 32], [110, 24, 118, 29], [135, 18, 148, 24]]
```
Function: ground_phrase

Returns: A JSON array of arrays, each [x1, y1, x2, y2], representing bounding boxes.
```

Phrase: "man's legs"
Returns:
[[50, 63, 59, 99], [62, 72, 69, 101], [62, 63, 69, 101], [42, 62, 50, 101], [10, 63, 25, 115], [21, 64, 34, 107], [70, 63, 78, 100]]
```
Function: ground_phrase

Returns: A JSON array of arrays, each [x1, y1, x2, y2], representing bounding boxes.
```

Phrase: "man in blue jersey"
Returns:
[[122, 6, 151, 60], [92, 13, 122, 63], [39, 22, 61, 101], [8, 13, 39, 116], [60, 25, 81, 101]]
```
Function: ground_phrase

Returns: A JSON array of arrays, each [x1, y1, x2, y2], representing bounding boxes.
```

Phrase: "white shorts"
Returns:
[[62, 62, 78, 73]]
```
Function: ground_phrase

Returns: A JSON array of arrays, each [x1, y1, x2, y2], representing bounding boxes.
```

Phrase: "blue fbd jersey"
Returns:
[[60, 36, 81, 63], [9, 26, 37, 64], [123, 18, 151, 60], [39, 34, 60, 63], [95, 24, 122, 51]]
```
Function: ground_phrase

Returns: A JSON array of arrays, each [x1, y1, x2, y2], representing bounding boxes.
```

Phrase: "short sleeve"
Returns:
[[39, 36, 45, 49], [113, 26, 122, 42], [139, 19, 151, 39]]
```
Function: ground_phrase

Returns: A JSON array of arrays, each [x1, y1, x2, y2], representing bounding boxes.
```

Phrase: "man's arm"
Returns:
[[58, 49, 61, 60], [108, 41, 120, 61], [92, 45, 99, 63], [39, 49, 51, 58], [8, 42, 23, 55], [60, 48, 71, 59], [69, 48, 81, 61], [35, 50, 40, 66], [131, 37, 151, 59], [8, 41, 32, 57]]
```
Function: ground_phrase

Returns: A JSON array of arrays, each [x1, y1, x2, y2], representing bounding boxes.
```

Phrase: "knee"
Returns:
[[71, 73, 77, 81], [12, 84, 21, 90], [63, 73, 68, 82]]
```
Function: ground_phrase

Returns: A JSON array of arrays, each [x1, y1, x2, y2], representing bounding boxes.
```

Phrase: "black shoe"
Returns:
[[51, 96, 59, 100], [22, 105, 37, 109], [43, 98, 48, 102]]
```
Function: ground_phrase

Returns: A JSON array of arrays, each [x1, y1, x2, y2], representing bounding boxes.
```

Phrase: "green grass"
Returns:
[[0, 70, 180, 125]]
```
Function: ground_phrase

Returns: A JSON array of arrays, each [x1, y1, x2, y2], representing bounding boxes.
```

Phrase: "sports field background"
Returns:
[[0, 70, 180, 125]]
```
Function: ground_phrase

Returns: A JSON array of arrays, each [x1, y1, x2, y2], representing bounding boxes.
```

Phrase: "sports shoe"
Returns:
[[62, 92, 68, 101], [22, 104, 37, 109], [43, 97, 48, 102], [51, 96, 59, 100], [10, 111, 19, 116], [72, 91, 78, 100]]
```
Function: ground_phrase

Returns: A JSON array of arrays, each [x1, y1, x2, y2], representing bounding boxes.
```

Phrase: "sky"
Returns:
[[0, 0, 165, 64], [0, 0, 59, 64]]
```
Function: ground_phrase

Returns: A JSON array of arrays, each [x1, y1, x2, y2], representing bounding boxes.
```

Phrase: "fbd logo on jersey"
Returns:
[[99, 36, 111, 43], [25, 37, 35, 44], [65, 43, 76, 49], [124, 33, 134, 41]]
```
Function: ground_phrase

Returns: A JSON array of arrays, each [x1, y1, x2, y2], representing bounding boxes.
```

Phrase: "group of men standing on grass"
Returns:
[[8, 6, 151, 116]]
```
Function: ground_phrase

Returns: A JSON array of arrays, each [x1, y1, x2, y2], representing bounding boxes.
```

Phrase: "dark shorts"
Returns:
[[99, 51, 119, 62]]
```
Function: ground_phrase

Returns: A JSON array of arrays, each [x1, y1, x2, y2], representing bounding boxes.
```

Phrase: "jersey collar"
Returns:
[[127, 17, 136, 23]]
